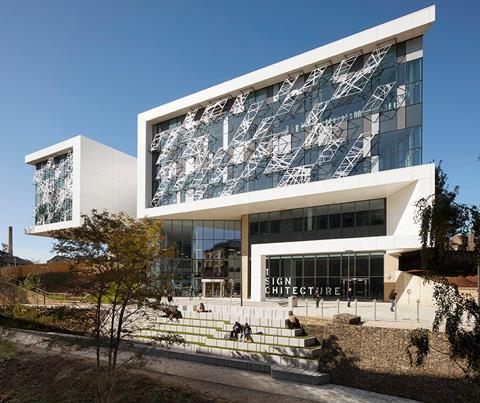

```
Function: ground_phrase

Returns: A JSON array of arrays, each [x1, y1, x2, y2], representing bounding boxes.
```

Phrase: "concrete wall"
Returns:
[[395, 272, 479, 306], [301, 318, 476, 403]]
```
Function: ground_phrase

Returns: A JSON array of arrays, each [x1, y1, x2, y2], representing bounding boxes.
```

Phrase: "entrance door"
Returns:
[[203, 281, 224, 297], [343, 278, 369, 299]]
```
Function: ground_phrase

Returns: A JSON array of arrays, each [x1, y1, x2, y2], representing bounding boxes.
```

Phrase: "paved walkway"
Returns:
[[166, 297, 435, 329], [3, 328, 416, 402]]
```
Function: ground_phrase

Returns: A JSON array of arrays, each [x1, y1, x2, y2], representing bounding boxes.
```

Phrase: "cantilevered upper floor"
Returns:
[[137, 6, 435, 221], [25, 135, 136, 235]]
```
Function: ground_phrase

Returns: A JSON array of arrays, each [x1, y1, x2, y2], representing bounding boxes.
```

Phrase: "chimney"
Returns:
[[8, 226, 13, 256]]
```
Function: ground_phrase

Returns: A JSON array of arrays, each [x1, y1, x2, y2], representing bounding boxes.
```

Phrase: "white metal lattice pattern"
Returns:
[[150, 43, 408, 207], [33, 151, 73, 225]]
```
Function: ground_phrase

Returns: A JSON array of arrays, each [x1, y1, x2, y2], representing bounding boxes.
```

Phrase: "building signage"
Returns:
[[265, 274, 341, 297]]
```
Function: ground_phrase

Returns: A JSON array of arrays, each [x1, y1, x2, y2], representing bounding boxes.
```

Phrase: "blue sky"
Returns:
[[0, 0, 479, 262]]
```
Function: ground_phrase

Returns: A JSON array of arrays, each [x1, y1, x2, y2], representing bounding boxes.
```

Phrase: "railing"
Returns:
[[302, 297, 424, 324], [0, 274, 89, 306]]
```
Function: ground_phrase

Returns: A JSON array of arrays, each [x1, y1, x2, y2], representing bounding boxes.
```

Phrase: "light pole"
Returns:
[[345, 249, 354, 295]]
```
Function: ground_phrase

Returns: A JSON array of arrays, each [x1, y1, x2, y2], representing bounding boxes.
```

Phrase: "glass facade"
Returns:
[[266, 252, 384, 300], [154, 220, 242, 296], [34, 152, 73, 225], [150, 40, 423, 208], [249, 198, 386, 244]]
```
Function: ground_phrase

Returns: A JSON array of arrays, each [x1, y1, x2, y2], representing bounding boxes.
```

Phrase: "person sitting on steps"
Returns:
[[196, 302, 211, 313], [285, 314, 306, 335], [229, 321, 243, 340], [168, 307, 182, 322], [242, 322, 253, 343]]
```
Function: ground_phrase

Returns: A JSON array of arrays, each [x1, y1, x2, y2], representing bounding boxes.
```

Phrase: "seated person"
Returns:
[[285, 315, 306, 335], [168, 307, 182, 322], [286, 314, 301, 329], [196, 302, 211, 313], [229, 321, 243, 340], [242, 322, 253, 343]]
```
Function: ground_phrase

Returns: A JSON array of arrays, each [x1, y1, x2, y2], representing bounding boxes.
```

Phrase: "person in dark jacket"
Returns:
[[314, 288, 321, 309], [243, 323, 253, 343], [347, 287, 353, 307], [230, 321, 243, 340], [168, 307, 182, 322], [389, 289, 397, 312]]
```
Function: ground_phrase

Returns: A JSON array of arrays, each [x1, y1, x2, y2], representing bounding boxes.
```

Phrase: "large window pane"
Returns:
[[370, 254, 384, 276], [329, 256, 341, 277], [304, 256, 315, 277], [407, 58, 422, 83], [315, 206, 328, 230], [355, 254, 369, 277]]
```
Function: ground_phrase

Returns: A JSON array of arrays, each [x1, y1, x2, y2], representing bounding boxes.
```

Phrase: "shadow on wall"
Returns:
[[387, 181, 417, 235], [395, 271, 434, 306], [307, 323, 479, 402]]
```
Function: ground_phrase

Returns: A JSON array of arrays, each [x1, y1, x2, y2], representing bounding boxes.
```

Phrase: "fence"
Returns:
[[0, 275, 87, 306], [301, 297, 430, 325]]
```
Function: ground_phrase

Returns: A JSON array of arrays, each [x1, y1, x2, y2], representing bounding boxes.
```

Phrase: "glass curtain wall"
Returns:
[[266, 252, 384, 300], [153, 220, 241, 296], [249, 198, 386, 244], [151, 40, 423, 207]]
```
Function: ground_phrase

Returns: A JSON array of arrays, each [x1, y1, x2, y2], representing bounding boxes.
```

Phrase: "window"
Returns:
[[406, 82, 422, 105], [151, 51, 423, 208], [407, 59, 422, 83], [266, 253, 384, 299], [342, 203, 355, 228], [292, 209, 304, 231], [329, 205, 341, 229], [315, 206, 328, 230]]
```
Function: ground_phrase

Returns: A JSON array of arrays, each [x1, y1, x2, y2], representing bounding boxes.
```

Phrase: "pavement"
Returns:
[[3, 328, 416, 402], [165, 296, 436, 330]]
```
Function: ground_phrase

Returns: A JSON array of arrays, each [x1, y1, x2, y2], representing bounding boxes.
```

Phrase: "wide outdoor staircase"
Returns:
[[132, 304, 330, 385]]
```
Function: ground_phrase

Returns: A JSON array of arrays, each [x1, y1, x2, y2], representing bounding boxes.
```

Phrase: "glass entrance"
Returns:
[[343, 278, 369, 299], [202, 279, 225, 298]]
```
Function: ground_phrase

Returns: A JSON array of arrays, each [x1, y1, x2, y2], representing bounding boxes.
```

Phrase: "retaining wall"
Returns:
[[301, 317, 478, 402]]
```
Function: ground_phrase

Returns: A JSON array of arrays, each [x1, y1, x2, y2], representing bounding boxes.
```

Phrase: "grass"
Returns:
[[139, 329, 320, 354], [148, 320, 313, 340], [136, 335, 318, 360], [0, 305, 95, 335], [0, 338, 17, 365]]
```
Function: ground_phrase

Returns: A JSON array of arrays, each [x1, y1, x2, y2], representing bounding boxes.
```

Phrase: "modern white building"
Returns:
[[26, 6, 436, 302], [25, 135, 136, 236]]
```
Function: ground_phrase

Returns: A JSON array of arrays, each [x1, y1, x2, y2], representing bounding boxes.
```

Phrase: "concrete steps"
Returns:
[[271, 365, 330, 385], [147, 319, 315, 346], [137, 328, 320, 359], [147, 315, 303, 337], [132, 307, 329, 384]]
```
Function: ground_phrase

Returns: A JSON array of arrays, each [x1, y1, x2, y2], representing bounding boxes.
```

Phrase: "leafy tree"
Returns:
[[52, 210, 183, 403], [406, 281, 480, 393], [407, 165, 480, 395], [415, 165, 471, 273]]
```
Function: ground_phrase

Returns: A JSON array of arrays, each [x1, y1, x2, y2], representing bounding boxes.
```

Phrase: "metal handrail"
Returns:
[[4, 276, 88, 303]]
